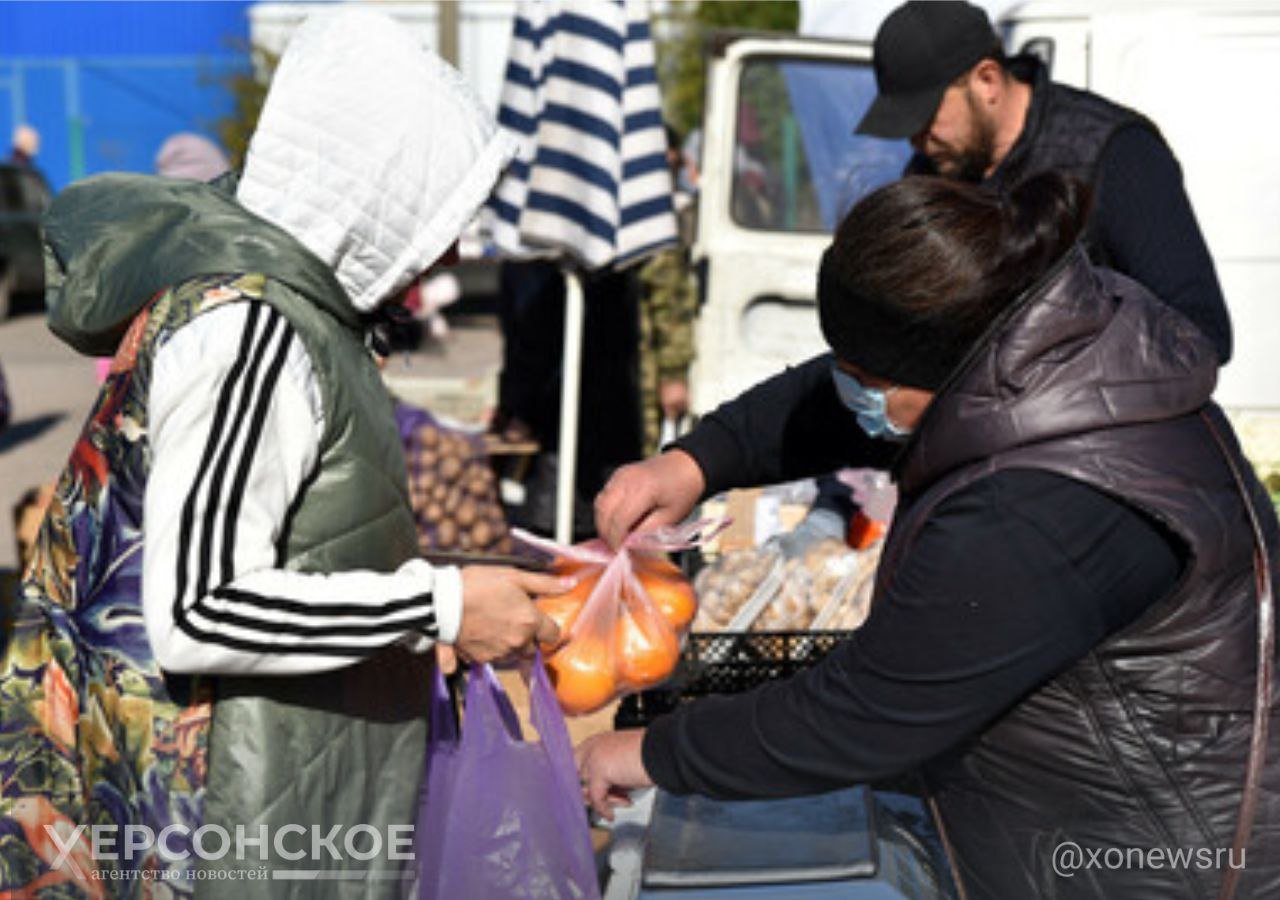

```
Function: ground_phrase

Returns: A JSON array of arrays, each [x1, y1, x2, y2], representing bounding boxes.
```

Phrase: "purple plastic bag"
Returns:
[[415, 656, 601, 899]]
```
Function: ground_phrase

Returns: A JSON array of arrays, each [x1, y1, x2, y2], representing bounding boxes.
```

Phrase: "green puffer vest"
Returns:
[[45, 174, 431, 898]]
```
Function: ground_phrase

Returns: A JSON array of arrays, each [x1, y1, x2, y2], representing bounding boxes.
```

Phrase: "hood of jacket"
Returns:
[[897, 246, 1219, 495], [235, 8, 516, 313], [43, 172, 353, 357]]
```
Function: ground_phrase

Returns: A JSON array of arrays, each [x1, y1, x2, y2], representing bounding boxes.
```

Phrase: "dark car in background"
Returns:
[[0, 163, 51, 320]]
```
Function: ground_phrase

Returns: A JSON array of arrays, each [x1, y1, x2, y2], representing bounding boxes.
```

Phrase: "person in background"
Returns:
[[9, 124, 39, 167], [579, 172, 1279, 898], [491, 259, 644, 539], [94, 133, 236, 386], [9, 124, 49, 187], [0, 358, 9, 435], [9, 125, 37, 166], [856, 0, 1231, 364], [0, 10, 564, 896], [678, 128, 701, 196], [637, 123, 698, 455], [491, 258, 566, 449], [154, 131, 230, 182]]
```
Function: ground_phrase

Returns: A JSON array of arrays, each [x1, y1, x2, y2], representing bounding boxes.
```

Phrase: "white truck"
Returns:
[[690, 0, 1280, 474]]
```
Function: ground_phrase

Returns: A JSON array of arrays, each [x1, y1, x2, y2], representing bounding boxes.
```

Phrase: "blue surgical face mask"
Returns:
[[831, 365, 912, 441]]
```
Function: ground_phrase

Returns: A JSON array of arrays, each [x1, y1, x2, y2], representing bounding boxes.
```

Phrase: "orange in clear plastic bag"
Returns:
[[633, 551, 683, 581], [517, 521, 728, 715], [641, 574, 696, 630], [536, 568, 599, 651], [615, 587, 680, 689], [633, 552, 697, 629], [536, 593, 588, 648], [546, 632, 619, 715]]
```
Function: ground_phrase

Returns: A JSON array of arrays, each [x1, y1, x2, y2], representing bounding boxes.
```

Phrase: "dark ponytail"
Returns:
[[818, 171, 1091, 390], [995, 171, 1091, 298]]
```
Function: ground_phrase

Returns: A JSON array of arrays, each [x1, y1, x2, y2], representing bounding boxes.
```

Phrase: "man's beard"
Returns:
[[932, 94, 997, 182]]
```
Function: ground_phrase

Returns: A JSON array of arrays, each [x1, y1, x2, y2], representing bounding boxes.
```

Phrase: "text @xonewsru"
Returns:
[[1052, 841, 1246, 878], [45, 822, 419, 875]]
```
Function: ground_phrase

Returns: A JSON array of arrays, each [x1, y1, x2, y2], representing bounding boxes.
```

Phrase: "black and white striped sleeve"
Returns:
[[142, 300, 462, 675]]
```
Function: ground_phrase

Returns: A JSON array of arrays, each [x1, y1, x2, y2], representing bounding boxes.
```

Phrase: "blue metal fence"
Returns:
[[0, 1, 253, 191]]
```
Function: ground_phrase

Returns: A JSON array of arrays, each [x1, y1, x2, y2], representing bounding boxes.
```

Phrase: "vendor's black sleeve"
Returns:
[[673, 353, 899, 497], [1093, 124, 1232, 362], [642, 469, 1183, 798]]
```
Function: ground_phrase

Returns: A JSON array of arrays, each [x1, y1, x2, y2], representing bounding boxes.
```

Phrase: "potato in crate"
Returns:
[[395, 401, 511, 554]]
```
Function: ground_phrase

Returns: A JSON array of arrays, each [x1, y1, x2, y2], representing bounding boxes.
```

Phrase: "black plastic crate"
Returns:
[[615, 629, 854, 728]]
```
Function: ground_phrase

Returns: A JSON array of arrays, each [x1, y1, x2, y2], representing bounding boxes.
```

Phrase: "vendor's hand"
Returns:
[[575, 729, 653, 822], [595, 450, 706, 550], [454, 567, 568, 664]]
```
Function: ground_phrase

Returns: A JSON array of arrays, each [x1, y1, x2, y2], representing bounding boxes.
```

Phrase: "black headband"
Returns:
[[816, 247, 971, 391]]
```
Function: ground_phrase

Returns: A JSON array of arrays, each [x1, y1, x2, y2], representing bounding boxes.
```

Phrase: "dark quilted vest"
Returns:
[[878, 248, 1280, 899], [911, 60, 1157, 266], [989, 62, 1158, 267]]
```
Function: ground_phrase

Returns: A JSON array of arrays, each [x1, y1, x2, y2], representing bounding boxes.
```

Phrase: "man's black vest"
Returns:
[[910, 59, 1158, 266], [877, 247, 1280, 898], [996, 60, 1161, 266]]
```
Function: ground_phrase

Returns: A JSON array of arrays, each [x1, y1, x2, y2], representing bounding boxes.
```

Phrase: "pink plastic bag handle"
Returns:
[[512, 517, 731, 563]]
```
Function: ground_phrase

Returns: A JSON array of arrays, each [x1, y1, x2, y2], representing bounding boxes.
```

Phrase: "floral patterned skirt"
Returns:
[[1, 341, 212, 897], [1, 574, 212, 898]]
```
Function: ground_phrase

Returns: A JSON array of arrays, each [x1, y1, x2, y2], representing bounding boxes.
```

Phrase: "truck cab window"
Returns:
[[732, 57, 911, 233]]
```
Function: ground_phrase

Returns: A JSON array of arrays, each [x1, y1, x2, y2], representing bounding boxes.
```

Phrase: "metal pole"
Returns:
[[782, 114, 798, 231], [0, 75, 18, 130], [12, 62, 26, 127], [555, 269, 585, 544], [438, 0, 461, 67], [63, 59, 85, 182]]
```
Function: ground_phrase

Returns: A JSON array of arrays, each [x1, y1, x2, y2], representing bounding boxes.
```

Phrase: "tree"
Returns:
[[216, 45, 278, 170], [654, 0, 799, 139], [218, 3, 800, 169]]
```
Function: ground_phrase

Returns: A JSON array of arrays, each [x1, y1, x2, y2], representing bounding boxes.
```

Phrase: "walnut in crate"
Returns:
[[815, 542, 882, 631], [396, 402, 510, 554], [804, 539, 857, 595], [824, 570, 875, 630], [752, 538, 862, 631], [692, 547, 779, 630], [753, 562, 815, 631]]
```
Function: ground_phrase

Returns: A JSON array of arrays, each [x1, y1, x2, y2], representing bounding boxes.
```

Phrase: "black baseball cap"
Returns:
[[856, 1, 1000, 139]]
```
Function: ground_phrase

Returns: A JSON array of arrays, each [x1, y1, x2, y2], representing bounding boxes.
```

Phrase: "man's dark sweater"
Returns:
[[643, 355, 1183, 797], [1090, 126, 1229, 361]]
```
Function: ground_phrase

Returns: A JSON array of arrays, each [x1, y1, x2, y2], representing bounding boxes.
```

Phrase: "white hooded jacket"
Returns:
[[238, 9, 514, 312], [141, 9, 515, 675]]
